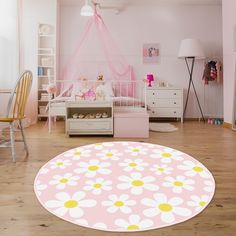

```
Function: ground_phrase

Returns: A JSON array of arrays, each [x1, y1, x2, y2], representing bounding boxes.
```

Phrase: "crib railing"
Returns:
[[53, 79, 147, 111]]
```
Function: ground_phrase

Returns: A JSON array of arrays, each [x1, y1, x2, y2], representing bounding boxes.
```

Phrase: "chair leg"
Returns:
[[19, 120, 29, 156], [9, 123, 16, 162]]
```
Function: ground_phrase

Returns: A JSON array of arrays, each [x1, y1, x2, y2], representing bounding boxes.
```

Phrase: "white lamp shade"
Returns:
[[80, 0, 94, 16], [178, 38, 205, 59]]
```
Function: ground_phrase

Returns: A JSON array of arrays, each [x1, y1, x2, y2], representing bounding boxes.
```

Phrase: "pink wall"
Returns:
[[222, 0, 236, 124], [59, 2, 223, 118]]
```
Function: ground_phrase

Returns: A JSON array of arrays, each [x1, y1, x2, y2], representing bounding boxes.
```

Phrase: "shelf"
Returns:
[[39, 34, 54, 37], [38, 23, 56, 121], [38, 76, 54, 78], [38, 65, 54, 68], [38, 54, 55, 56]]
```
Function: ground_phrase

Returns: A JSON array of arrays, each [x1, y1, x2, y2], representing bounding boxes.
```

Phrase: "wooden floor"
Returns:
[[0, 121, 236, 236]]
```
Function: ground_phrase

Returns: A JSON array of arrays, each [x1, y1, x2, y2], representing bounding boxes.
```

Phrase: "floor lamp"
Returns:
[[178, 38, 206, 122]]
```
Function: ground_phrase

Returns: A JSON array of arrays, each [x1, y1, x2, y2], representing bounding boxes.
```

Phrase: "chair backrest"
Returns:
[[6, 70, 33, 119]]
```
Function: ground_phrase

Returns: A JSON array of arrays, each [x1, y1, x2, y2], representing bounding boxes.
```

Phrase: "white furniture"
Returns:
[[37, 23, 56, 120], [147, 87, 183, 123], [66, 101, 113, 136]]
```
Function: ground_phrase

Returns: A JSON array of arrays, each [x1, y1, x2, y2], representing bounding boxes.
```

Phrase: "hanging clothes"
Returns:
[[202, 60, 223, 85]]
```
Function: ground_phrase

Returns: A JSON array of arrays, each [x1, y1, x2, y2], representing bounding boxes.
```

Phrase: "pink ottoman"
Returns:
[[114, 112, 149, 138]]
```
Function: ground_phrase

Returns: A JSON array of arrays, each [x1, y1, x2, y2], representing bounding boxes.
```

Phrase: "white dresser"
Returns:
[[147, 87, 183, 123]]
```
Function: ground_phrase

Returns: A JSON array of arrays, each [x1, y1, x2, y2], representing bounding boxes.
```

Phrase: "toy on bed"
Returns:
[[75, 78, 96, 101], [95, 74, 114, 101]]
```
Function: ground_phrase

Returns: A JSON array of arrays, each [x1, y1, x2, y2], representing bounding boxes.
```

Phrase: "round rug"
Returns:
[[34, 142, 215, 232]]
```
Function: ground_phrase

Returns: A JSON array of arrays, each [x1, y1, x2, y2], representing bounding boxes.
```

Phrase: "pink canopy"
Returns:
[[58, 6, 135, 98]]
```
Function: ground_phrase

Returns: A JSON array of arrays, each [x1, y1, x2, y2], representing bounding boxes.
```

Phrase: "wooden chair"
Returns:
[[0, 70, 33, 161]]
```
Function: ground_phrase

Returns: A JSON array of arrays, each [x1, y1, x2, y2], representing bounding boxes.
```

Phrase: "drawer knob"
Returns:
[[174, 111, 177, 114], [152, 102, 155, 105], [174, 102, 177, 105], [153, 93, 155, 95], [174, 93, 177, 95], [152, 111, 155, 114]]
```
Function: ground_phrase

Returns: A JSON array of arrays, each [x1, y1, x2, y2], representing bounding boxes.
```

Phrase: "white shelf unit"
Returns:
[[147, 87, 183, 123], [66, 101, 114, 136], [37, 24, 56, 119]]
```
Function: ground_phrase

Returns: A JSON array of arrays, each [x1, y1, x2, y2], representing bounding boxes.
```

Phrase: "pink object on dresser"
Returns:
[[114, 112, 149, 138]]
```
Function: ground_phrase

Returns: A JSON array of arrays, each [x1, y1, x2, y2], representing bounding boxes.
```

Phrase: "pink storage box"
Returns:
[[114, 112, 149, 138]]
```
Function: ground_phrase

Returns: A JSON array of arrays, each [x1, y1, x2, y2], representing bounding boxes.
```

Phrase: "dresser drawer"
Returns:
[[68, 119, 112, 131], [148, 99, 182, 108], [149, 108, 182, 118], [147, 89, 182, 99]]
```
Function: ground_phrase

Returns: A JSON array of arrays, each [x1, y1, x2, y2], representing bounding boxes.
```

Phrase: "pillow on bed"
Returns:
[[96, 82, 114, 100]]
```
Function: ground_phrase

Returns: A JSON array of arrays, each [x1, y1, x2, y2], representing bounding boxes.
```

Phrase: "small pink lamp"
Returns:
[[147, 74, 154, 87]]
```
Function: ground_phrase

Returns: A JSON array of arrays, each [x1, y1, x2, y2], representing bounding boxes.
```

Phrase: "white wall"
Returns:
[[0, 0, 18, 89], [59, 1, 223, 118], [222, 0, 236, 124]]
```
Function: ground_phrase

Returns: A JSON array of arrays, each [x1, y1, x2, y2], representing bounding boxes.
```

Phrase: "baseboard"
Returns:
[[223, 122, 232, 129]]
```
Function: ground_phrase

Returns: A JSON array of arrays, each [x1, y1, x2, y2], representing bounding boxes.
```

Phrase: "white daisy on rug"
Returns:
[[74, 219, 88, 226], [93, 222, 108, 229], [45, 191, 96, 218], [92, 142, 114, 150], [83, 178, 112, 195], [64, 147, 91, 160], [150, 164, 173, 175], [150, 147, 183, 163], [115, 214, 153, 231], [119, 159, 148, 172], [74, 219, 108, 229], [39, 168, 49, 175], [142, 193, 192, 223], [49, 173, 80, 190], [49, 159, 72, 169], [204, 180, 215, 192], [177, 160, 211, 178], [187, 195, 210, 211], [74, 159, 111, 178], [96, 149, 123, 161], [102, 194, 136, 214], [162, 175, 195, 193], [125, 145, 148, 156], [117, 172, 159, 195], [35, 180, 47, 196]]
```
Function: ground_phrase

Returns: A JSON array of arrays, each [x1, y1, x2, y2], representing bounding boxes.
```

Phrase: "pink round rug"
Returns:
[[34, 142, 215, 232]]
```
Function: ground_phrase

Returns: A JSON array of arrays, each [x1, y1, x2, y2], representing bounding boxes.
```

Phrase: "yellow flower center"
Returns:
[[57, 162, 64, 166], [199, 201, 206, 207], [162, 153, 172, 158], [174, 181, 183, 187], [133, 149, 140, 153], [88, 165, 100, 171], [159, 203, 173, 212], [127, 225, 139, 230], [129, 162, 137, 167], [93, 183, 102, 189], [74, 152, 81, 156], [95, 143, 102, 146], [106, 153, 113, 157], [132, 179, 144, 187], [64, 200, 78, 209], [60, 178, 69, 184], [158, 167, 165, 172], [114, 201, 124, 207], [193, 166, 204, 172]]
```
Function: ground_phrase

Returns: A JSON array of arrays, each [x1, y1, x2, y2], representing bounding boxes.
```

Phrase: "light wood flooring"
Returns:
[[0, 121, 236, 236]]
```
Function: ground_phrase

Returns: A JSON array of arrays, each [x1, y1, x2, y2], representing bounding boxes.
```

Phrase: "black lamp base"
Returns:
[[183, 57, 205, 122]]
